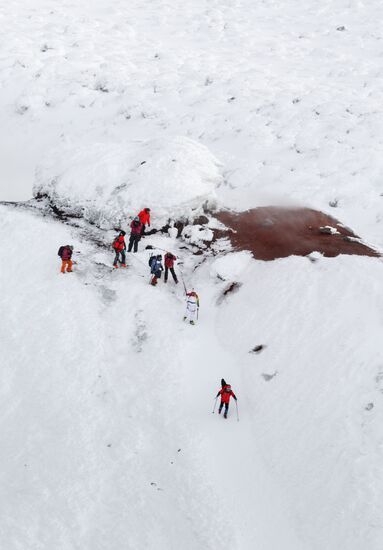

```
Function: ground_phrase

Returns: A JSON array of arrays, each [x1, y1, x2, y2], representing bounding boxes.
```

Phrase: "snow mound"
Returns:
[[210, 251, 253, 281], [33, 137, 222, 228]]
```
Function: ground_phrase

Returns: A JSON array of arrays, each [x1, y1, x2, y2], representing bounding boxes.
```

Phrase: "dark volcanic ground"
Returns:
[[215, 207, 380, 261]]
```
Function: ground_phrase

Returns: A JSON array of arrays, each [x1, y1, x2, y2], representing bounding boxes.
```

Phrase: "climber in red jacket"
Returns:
[[164, 252, 178, 284], [216, 383, 237, 418], [138, 208, 151, 235], [112, 231, 126, 268]]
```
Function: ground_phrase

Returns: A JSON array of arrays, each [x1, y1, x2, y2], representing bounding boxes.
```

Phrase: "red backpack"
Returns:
[[112, 236, 121, 250]]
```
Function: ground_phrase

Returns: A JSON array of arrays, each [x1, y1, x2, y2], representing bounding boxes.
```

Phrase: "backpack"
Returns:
[[148, 256, 156, 268], [58, 246, 64, 257], [112, 237, 120, 250]]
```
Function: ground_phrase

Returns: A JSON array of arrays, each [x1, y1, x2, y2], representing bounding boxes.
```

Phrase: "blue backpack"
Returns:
[[148, 256, 156, 269]]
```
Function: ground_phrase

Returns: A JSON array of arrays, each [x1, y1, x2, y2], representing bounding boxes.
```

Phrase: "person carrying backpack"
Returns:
[[183, 290, 199, 325], [112, 231, 126, 268], [149, 254, 163, 286], [138, 207, 151, 235], [216, 382, 237, 418], [164, 252, 178, 284], [58, 245, 74, 274], [128, 217, 143, 252]]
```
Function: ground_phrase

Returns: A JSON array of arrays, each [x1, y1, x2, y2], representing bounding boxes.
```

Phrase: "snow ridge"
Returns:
[[33, 136, 222, 228]]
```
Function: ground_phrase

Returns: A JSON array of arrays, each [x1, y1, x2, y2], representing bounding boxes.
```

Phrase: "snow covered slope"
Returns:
[[0, 205, 302, 549], [213, 253, 383, 549], [2, 0, 383, 548], [2, 0, 383, 246], [2, 203, 383, 550]]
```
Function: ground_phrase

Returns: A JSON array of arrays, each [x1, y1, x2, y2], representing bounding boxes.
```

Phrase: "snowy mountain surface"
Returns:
[[33, 137, 222, 228], [2, 0, 383, 549], [2, 203, 383, 550], [1, 0, 383, 247]]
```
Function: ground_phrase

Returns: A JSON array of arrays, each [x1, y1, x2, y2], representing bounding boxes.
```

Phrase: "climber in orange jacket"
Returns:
[[138, 208, 151, 235]]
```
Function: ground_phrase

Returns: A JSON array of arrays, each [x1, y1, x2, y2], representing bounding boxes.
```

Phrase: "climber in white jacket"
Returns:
[[184, 290, 199, 325]]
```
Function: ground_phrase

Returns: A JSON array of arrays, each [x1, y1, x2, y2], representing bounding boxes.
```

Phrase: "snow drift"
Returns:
[[33, 137, 222, 228]]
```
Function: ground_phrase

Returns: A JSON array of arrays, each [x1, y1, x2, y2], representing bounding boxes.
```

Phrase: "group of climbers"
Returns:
[[57, 209, 238, 419], [57, 206, 198, 320], [148, 251, 179, 286], [113, 207, 151, 267]]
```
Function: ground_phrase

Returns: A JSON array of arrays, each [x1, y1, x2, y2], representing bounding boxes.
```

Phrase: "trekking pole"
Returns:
[[179, 268, 187, 295], [235, 401, 239, 422], [212, 397, 218, 414], [147, 253, 154, 284]]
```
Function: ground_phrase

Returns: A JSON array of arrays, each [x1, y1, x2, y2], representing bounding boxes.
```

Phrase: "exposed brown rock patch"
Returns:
[[215, 207, 379, 261]]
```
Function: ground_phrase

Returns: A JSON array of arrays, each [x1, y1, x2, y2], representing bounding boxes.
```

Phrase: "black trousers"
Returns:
[[218, 402, 229, 415], [128, 235, 140, 252], [164, 266, 178, 283]]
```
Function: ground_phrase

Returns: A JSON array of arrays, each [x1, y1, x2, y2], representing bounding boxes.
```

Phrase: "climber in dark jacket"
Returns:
[[128, 217, 143, 252], [164, 252, 178, 284], [149, 254, 163, 286]]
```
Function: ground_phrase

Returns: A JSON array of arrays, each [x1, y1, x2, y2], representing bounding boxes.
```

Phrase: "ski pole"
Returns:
[[212, 397, 218, 414], [235, 401, 239, 422], [179, 268, 187, 295]]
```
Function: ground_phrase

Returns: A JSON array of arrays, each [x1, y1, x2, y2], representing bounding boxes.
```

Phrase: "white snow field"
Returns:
[[2, 204, 383, 550], [2, 0, 383, 549], [1, 0, 383, 247]]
